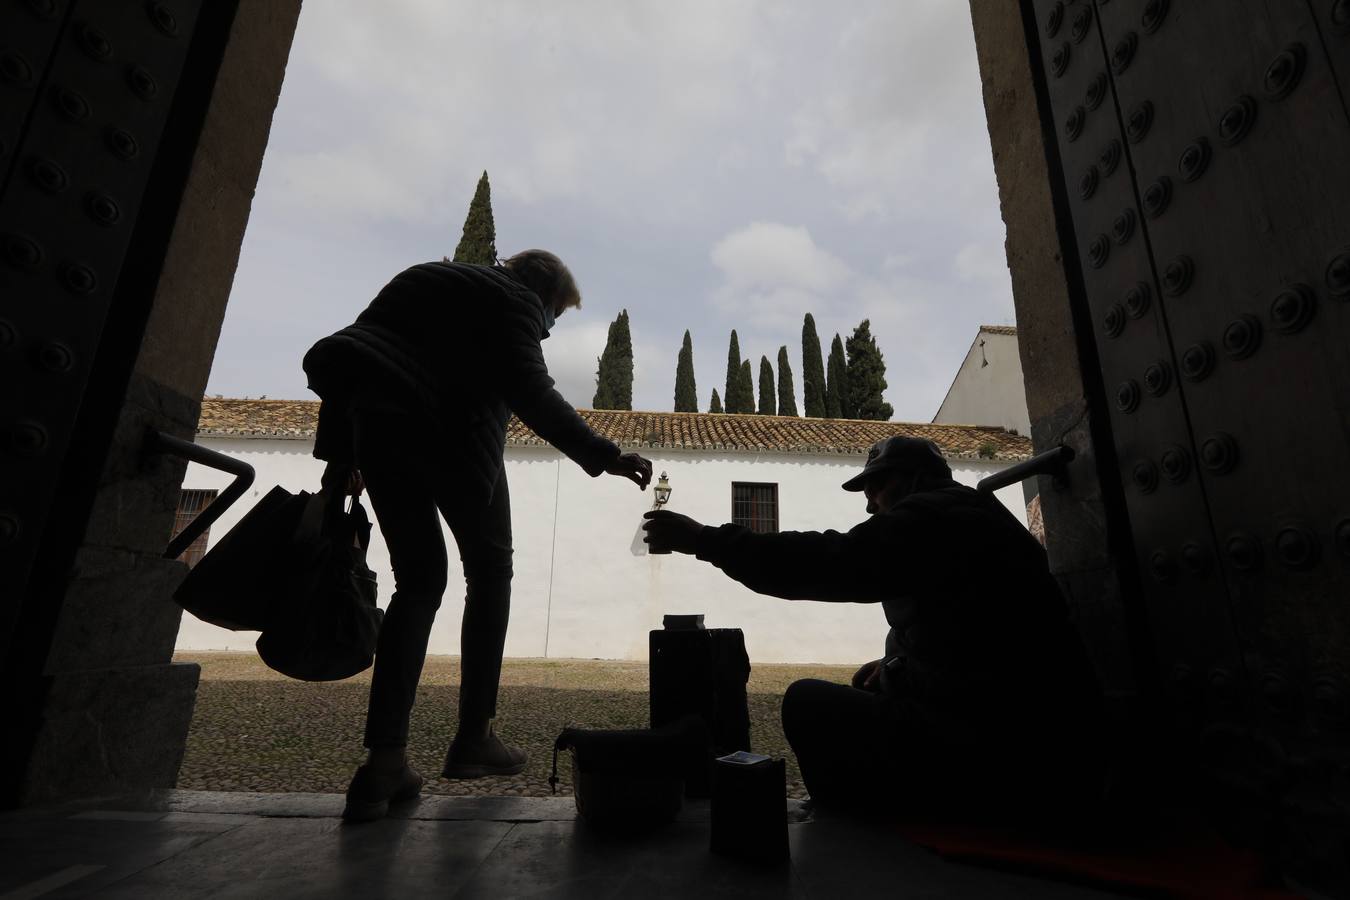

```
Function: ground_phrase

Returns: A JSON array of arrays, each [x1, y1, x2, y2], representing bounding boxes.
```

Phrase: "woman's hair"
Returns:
[[502, 249, 581, 311]]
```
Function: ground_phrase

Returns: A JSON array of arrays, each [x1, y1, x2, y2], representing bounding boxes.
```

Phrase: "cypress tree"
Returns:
[[709, 388, 723, 413], [758, 356, 775, 415], [674, 329, 698, 412], [452, 171, 497, 265], [801, 314, 827, 418], [776, 346, 798, 416], [724, 330, 744, 413], [592, 309, 633, 410], [738, 360, 755, 414], [825, 333, 849, 418], [845, 318, 894, 420]]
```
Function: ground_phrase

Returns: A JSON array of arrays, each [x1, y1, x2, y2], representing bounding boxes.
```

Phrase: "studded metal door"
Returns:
[[1029, 0, 1350, 763], [1, 1, 201, 655]]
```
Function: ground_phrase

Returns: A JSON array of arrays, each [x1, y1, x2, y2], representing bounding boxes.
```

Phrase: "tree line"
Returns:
[[594, 311, 893, 421], [446, 171, 892, 420]]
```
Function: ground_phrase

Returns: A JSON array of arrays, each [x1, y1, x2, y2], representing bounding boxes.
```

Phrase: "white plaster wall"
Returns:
[[932, 331, 1031, 436], [177, 437, 1027, 664]]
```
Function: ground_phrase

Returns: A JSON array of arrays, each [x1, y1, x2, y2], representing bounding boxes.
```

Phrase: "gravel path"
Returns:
[[175, 653, 857, 800]]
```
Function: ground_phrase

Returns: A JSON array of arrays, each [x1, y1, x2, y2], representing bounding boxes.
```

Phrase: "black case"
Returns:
[[649, 626, 751, 796]]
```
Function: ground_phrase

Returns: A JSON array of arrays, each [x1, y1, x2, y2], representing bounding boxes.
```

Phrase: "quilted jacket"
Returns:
[[303, 262, 619, 501]]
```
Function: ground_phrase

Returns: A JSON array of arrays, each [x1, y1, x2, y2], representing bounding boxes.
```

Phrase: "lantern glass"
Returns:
[[653, 472, 672, 506]]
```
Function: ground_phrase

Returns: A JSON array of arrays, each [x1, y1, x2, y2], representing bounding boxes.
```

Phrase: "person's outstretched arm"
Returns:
[[643, 510, 905, 603], [496, 290, 651, 488]]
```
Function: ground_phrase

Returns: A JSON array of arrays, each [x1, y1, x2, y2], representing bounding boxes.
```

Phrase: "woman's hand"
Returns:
[[321, 461, 364, 497], [605, 452, 653, 489]]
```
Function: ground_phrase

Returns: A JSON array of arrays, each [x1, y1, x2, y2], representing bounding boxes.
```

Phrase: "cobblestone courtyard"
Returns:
[[176, 653, 855, 800]]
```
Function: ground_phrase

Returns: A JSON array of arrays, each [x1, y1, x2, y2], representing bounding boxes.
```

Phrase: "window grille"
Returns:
[[731, 482, 779, 534], [172, 488, 218, 569]]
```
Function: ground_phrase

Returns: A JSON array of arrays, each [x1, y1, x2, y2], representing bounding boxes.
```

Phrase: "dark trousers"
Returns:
[[783, 678, 1089, 819], [354, 411, 513, 749], [782, 678, 999, 816]]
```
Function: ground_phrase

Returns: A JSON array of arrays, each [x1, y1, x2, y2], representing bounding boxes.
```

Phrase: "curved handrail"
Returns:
[[150, 429, 255, 560], [976, 444, 1075, 495]]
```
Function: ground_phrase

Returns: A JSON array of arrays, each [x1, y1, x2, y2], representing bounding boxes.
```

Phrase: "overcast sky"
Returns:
[[206, 0, 1016, 422]]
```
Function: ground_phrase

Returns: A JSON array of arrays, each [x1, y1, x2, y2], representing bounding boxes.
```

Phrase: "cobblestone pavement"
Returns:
[[176, 653, 856, 799]]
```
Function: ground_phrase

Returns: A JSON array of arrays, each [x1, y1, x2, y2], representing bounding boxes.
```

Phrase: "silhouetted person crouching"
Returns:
[[644, 436, 1101, 819], [305, 250, 652, 821]]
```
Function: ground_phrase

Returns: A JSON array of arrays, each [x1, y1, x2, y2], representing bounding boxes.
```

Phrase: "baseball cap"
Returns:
[[841, 436, 951, 491]]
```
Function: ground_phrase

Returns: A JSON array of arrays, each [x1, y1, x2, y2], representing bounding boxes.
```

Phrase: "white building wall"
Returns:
[[176, 437, 1027, 664], [933, 330, 1031, 436]]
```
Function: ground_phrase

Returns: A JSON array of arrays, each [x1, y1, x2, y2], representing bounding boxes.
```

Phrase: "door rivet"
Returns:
[[1085, 73, 1108, 111], [1112, 209, 1137, 245], [1065, 106, 1086, 142], [1161, 255, 1194, 296], [1161, 446, 1191, 483], [1181, 542, 1210, 575], [1325, 249, 1350, 297], [1110, 33, 1138, 75], [1226, 533, 1262, 571], [127, 65, 158, 100], [1051, 43, 1071, 78], [1218, 96, 1257, 146], [1087, 234, 1110, 269], [1103, 303, 1126, 337], [1143, 362, 1172, 396], [1222, 315, 1262, 359], [1143, 177, 1172, 218], [38, 342, 74, 373], [0, 51, 34, 86], [1141, 0, 1169, 34], [1115, 380, 1140, 413], [29, 158, 69, 194], [1099, 140, 1123, 176], [1045, 2, 1064, 37], [1126, 101, 1154, 143], [78, 25, 114, 62], [1270, 283, 1316, 334], [1276, 526, 1319, 570], [1124, 282, 1152, 318], [1180, 342, 1215, 381], [1133, 461, 1159, 494], [2, 234, 44, 271], [1078, 165, 1099, 200], [59, 262, 98, 295], [1264, 44, 1306, 101], [1178, 139, 1211, 183], [1070, 5, 1094, 43], [1200, 433, 1238, 474], [148, 2, 180, 36]]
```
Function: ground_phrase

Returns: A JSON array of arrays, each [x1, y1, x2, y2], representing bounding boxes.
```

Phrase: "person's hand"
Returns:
[[851, 658, 884, 692], [321, 461, 364, 497], [642, 510, 703, 555], [605, 452, 653, 489]]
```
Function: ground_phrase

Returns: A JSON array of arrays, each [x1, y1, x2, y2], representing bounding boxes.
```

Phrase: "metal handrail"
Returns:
[[150, 429, 255, 560], [976, 444, 1076, 494]]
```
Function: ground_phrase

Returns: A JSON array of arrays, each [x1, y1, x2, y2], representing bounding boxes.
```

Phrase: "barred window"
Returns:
[[172, 489, 218, 569], [731, 482, 778, 534]]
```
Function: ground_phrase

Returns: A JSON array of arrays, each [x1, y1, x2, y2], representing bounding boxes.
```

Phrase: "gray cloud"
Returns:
[[209, 1, 1015, 426]]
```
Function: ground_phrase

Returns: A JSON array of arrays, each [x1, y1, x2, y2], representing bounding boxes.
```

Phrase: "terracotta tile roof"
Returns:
[[979, 324, 1018, 336], [198, 398, 1031, 461]]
